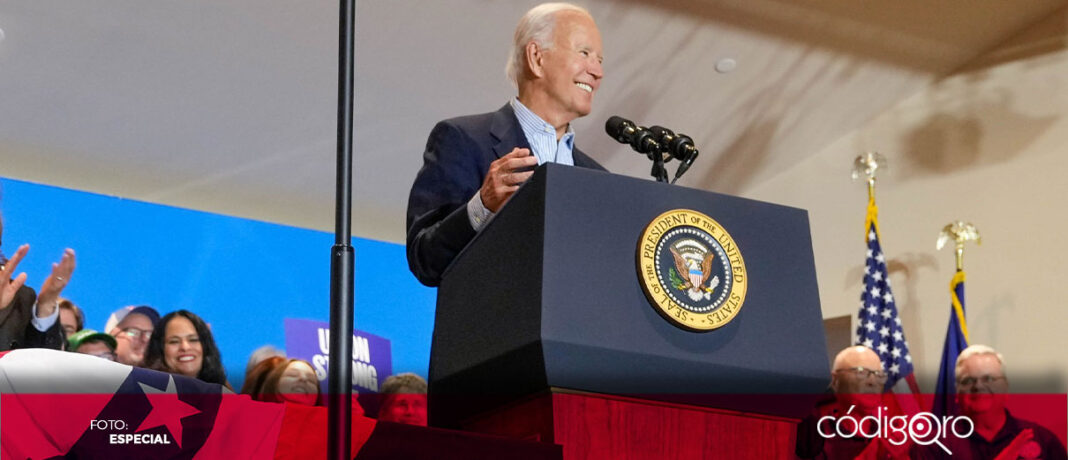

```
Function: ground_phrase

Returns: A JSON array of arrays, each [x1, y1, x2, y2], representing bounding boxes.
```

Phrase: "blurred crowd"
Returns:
[[0, 213, 427, 426]]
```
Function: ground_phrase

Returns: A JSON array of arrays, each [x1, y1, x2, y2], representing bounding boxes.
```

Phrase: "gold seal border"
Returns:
[[636, 209, 748, 332]]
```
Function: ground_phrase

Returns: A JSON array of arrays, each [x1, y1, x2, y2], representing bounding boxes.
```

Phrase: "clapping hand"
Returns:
[[34, 248, 76, 318], [0, 244, 29, 311]]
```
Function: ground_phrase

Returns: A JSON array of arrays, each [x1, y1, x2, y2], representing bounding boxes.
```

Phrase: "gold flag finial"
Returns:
[[852, 152, 887, 202], [937, 221, 981, 271]]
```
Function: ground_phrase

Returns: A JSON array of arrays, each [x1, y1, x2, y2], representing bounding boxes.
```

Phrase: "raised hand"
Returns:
[[34, 248, 76, 318], [0, 244, 29, 311]]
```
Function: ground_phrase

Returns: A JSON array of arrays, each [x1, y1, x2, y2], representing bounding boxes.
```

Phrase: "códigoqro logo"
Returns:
[[817, 405, 974, 455]]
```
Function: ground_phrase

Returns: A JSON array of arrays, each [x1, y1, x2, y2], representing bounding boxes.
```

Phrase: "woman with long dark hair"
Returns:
[[144, 310, 228, 387]]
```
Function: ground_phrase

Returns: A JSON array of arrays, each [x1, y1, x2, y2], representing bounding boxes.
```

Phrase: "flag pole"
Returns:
[[329, 0, 356, 457], [936, 221, 981, 343], [852, 152, 886, 241], [932, 221, 980, 416]]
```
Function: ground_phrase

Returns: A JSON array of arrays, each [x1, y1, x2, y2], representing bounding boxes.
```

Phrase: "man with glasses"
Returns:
[[104, 305, 160, 367], [797, 346, 906, 459], [915, 345, 1066, 460]]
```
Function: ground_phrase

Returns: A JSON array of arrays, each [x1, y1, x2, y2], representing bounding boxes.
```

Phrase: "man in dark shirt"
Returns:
[[914, 345, 1066, 460], [796, 346, 909, 459], [0, 214, 76, 350]]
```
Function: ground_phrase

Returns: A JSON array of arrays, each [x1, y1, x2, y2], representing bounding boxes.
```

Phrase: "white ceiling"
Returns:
[[1, 0, 1064, 243]]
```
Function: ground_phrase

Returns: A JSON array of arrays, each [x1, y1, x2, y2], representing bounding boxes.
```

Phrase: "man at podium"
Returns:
[[406, 2, 607, 286]]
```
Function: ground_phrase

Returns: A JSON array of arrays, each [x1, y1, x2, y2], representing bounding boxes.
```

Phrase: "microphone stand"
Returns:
[[329, 0, 356, 458], [651, 152, 669, 183]]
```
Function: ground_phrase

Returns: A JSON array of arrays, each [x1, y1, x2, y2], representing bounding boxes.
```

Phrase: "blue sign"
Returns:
[[284, 318, 392, 394]]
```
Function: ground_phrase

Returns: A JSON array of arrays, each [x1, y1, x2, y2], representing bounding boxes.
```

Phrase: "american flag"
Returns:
[[856, 219, 915, 391]]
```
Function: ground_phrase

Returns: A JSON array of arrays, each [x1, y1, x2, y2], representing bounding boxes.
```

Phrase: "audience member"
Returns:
[[796, 346, 907, 459], [378, 372, 428, 427], [245, 344, 286, 377], [0, 214, 76, 350], [66, 328, 117, 361], [913, 345, 1067, 460], [245, 358, 322, 406], [241, 355, 288, 398], [143, 309, 228, 387], [58, 298, 84, 337], [105, 305, 160, 366]]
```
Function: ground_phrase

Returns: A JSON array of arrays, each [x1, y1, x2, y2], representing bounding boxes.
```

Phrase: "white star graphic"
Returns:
[[893, 331, 902, 341], [894, 317, 901, 326], [875, 252, 885, 263], [877, 343, 888, 354], [863, 338, 874, 348], [868, 230, 876, 241], [905, 354, 912, 363], [865, 320, 876, 332], [879, 326, 889, 337], [883, 292, 894, 303], [891, 348, 901, 358], [872, 271, 883, 281], [870, 286, 881, 298], [890, 363, 900, 374], [881, 309, 892, 319], [866, 249, 873, 259], [867, 305, 878, 315]]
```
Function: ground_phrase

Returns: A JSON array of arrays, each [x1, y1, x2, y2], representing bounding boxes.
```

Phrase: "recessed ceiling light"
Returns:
[[715, 58, 736, 74]]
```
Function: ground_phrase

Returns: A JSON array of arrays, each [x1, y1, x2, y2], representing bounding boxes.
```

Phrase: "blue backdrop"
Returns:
[[0, 177, 436, 390]]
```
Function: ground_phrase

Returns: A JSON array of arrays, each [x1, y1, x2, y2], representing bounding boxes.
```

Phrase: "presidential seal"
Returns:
[[637, 209, 748, 331]]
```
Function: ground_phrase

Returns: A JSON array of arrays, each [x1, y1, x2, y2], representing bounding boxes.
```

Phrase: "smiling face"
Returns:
[[956, 353, 1008, 416], [523, 10, 603, 130], [276, 361, 320, 406], [163, 316, 203, 378]]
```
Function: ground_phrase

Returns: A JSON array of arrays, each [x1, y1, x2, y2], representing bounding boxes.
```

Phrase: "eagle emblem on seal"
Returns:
[[668, 240, 720, 302]]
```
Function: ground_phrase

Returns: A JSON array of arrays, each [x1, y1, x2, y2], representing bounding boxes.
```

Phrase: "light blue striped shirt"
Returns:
[[509, 98, 575, 166], [466, 99, 577, 231]]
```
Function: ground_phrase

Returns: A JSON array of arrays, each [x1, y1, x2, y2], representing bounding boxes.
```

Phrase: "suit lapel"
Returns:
[[490, 103, 530, 159], [0, 284, 27, 331]]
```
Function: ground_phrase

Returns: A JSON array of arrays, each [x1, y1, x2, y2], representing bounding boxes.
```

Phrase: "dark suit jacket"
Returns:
[[406, 103, 606, 287], [0, 285, 65, 351]]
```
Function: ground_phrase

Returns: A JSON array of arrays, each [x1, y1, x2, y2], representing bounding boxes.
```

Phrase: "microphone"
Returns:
[[671, 141, 699, 184], [649, 125, 699, 184], [605, 116, 660, 156]]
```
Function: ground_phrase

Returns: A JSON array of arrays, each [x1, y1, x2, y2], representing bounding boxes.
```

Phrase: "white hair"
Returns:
[[505, 2, 590, 86], [955, 344, 1005, 378], [245, 345, 286, 375]]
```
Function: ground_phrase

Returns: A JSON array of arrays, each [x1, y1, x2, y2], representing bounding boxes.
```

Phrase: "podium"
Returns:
[[429, 164, 829, 457]]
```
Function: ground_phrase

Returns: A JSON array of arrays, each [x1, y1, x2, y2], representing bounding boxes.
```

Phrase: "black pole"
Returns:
[[328, 0, 356, 457]]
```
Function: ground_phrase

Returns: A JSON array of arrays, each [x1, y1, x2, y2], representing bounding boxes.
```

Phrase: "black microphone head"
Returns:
[[630, 127, 661, 154], [668, 133, 696, 161], [605, 116, 635, 143], [648, 125, 674, 141]]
